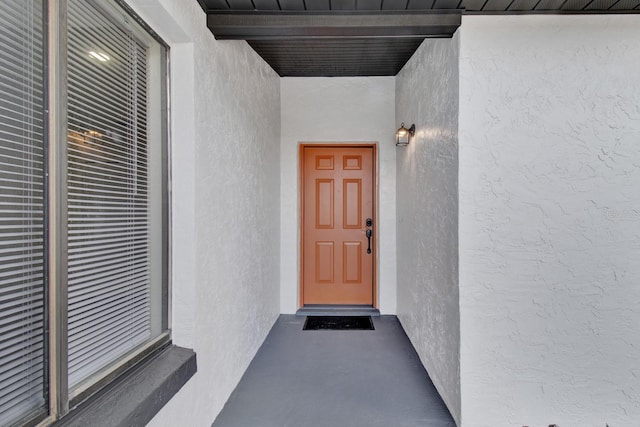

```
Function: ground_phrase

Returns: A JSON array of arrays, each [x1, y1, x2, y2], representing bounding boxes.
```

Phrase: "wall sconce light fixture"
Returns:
[[396, 123, 415, 147]]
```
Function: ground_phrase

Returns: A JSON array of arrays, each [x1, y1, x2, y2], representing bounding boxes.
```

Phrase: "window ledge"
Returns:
[[54, 345, 196, 427]]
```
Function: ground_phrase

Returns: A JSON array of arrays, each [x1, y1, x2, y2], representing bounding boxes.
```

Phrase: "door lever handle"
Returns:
[[366, 229, 372, 254]]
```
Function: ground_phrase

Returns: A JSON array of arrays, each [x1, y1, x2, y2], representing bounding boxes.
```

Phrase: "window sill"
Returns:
[[53, 345, 196, 427]]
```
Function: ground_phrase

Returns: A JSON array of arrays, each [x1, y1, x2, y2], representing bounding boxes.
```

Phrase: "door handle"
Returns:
[[365, 217, 373, 254]]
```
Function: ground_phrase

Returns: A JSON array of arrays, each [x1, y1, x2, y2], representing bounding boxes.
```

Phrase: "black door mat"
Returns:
[[303, 316, 374, 331]]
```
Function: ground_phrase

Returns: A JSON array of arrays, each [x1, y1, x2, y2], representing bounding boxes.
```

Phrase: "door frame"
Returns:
[[298, 143, 378, 309]]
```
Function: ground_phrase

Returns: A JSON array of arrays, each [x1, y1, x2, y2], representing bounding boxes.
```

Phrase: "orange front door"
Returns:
[[302, 146, 374, 305]]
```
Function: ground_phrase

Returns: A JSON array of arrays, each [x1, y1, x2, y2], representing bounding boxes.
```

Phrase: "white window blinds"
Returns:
[[0, 0, 47, 425], [66, 0, 154, 388]]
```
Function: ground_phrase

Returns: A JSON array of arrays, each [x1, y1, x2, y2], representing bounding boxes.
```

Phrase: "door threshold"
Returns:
[[296, 305, 380, 317]]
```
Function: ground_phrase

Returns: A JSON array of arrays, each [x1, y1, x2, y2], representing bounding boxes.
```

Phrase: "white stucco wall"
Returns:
[[395, 36, 461, 426], [459, 15, 640, 426], [128, 1, 282, 426], [280, 77, 397, 314]]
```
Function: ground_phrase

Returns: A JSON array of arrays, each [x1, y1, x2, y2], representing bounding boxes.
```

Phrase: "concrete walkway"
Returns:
[[212, 315, 456, 427]]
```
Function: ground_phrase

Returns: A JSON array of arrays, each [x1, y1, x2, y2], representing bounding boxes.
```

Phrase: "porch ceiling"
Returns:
[[196, 0, 640, 77]]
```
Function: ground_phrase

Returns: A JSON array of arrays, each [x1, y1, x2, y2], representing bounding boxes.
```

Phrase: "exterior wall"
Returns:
[[395, 36, 461, 426], [279, 77, 397, 314], [459, 15, 640, 426], [128, 1, 282, 426]]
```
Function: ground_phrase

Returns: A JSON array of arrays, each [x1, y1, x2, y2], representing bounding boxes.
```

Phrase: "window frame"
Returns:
[[6, 0, 172, 425]]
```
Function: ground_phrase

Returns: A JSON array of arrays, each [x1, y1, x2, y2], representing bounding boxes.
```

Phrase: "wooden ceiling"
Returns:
[[199, 0, 640, 11], [197, 0, 640, 77]]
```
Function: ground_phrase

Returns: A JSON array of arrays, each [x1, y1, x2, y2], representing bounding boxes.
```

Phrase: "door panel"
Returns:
[[302, 146, 374, 305], [316, 179, 334, 228], [343, 242, 361, 283], [343, 179, 362, 228], [315, 242, 334, 283]]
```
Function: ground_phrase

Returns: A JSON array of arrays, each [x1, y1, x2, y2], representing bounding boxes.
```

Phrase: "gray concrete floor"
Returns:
[[212, 315, 456, 427]]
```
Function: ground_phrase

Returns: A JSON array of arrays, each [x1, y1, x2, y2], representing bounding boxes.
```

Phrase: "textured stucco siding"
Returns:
[[459, 15, 640, 427], [395, 36, 461, 426], [131, 1, 282, 426], [280, 77, 397, 314]]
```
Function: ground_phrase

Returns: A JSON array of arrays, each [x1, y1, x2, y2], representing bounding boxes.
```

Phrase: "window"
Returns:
[[0, 0, 169, 425], [0, 1, 46, 425]]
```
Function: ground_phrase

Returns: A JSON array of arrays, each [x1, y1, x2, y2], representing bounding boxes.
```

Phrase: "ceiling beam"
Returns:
[[206, 11, 462, 40]]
